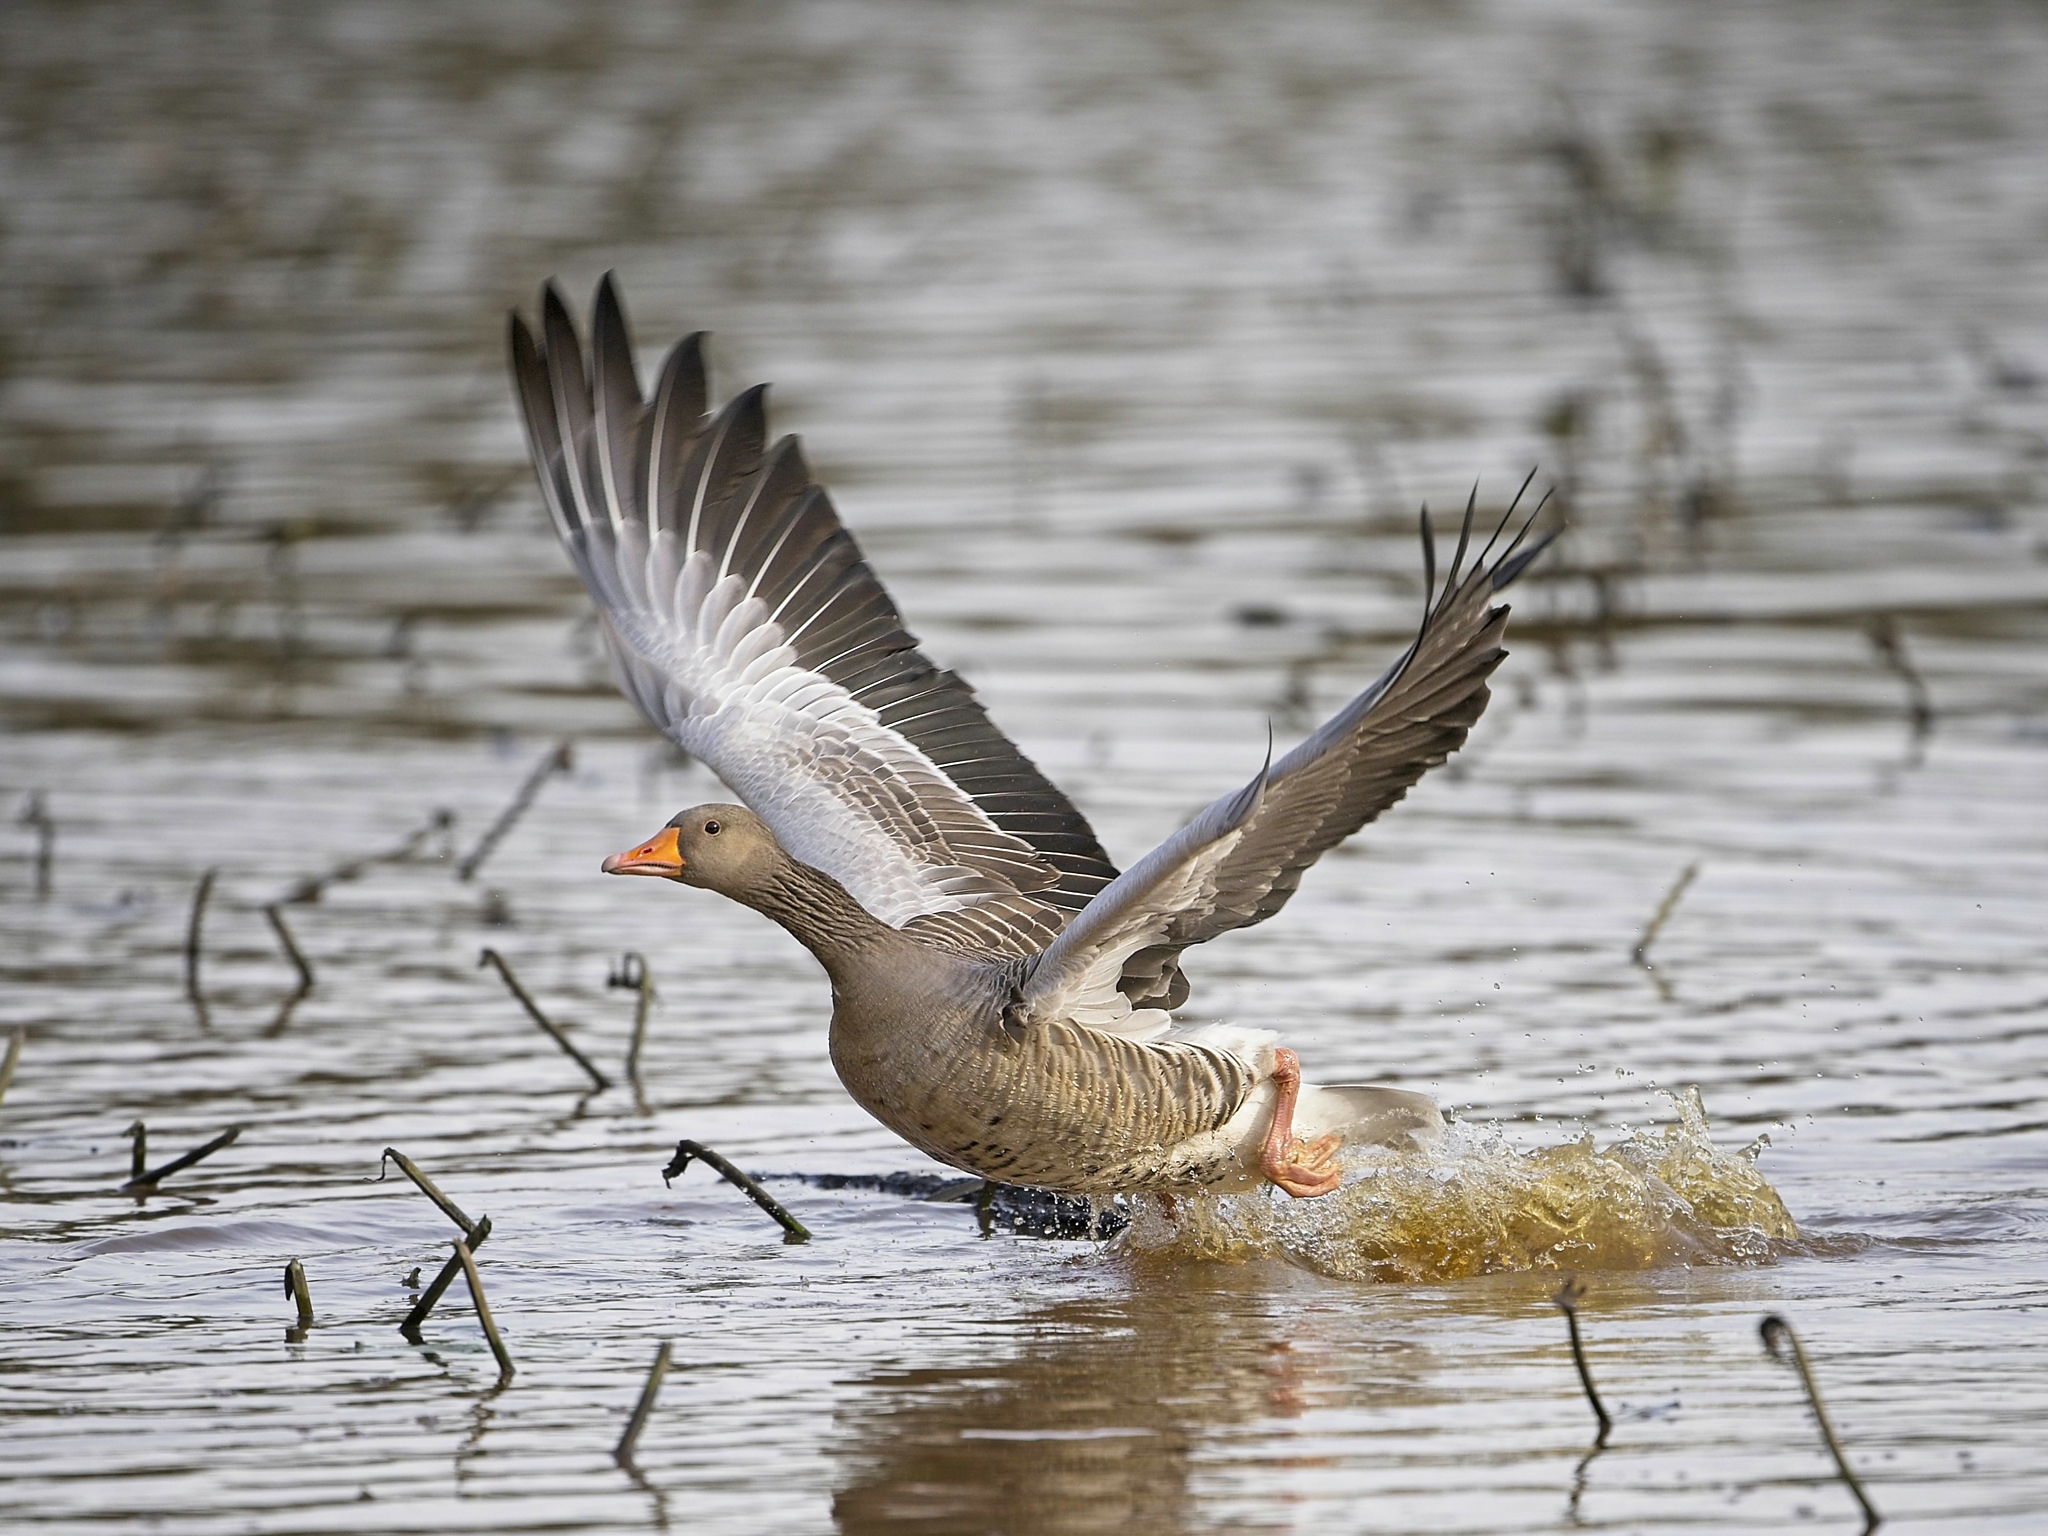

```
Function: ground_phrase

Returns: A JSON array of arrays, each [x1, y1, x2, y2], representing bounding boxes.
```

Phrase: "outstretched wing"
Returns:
[[1020, 488, 1554, 1026], [510, 275, 1118, 931]]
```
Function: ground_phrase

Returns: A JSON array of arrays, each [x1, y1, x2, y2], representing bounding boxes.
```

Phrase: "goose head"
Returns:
[[601, 803, 783, 901]]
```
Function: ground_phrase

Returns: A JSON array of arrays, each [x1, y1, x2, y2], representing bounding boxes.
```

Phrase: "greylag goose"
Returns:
[[509, 276, 1553, 1199]]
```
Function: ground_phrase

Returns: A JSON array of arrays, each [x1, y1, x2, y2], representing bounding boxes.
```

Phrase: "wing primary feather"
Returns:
[[875, 695, 965, 731], [590, 272, 644, 531], [683, 385, 769, 555], [718, 437, 806, 584], [1439, 484, 1477, 612], [762, 546, 852, 633], [540, 283, 603, 537], [1400, 505, 1438, 673], [1488, 486, 1555, 588], [753, 493, 852, 617], [1474, 465, 1543, 573], [645, 331, 708, 535], [778, 562, 874, 648], [743, 484, 830, 605], [1235, 748, 1271, 821], [1418, 504, 1437, 621], [1493, 509, 1560, 588], [507, 311, 577, 541], [1052, 475, 1558, 1018], [508, 279, 1123, 939]]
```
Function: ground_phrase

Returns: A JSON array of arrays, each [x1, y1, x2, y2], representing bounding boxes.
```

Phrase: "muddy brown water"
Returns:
[[3, 3, 2046, 1531]]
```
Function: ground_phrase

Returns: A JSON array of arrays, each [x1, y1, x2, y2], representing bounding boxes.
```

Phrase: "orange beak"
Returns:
[[601, 826, 685, 878]]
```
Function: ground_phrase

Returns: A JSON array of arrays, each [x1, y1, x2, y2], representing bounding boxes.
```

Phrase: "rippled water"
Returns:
[[4, 2, 2047, 1531]]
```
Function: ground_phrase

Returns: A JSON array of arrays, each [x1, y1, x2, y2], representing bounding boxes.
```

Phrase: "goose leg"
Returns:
[[1261, 1048, 1343, 1198]]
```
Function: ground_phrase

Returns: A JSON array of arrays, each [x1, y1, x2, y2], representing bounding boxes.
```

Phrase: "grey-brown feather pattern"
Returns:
[[1111, 487, 1555, 1007]]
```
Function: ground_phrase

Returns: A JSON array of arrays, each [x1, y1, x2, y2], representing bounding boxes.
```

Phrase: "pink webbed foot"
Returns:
[[1260, 1047, 1344, 1198]]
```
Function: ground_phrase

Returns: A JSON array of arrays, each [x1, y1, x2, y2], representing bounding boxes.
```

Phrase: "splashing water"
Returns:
[[1121, 1089, 1797, 1283]]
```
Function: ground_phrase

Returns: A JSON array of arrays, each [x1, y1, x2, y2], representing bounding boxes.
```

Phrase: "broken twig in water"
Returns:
[[453, 1237, 515, 1379], [283, 808, 456, 904], [1865, 615, 1933, 748], [1553, 1277, 1613, 1446], [262, 903, 315, 1032], [609, 952, 656, 1083], [18, 791, 53, 899], [663, 1140, 811, 1243], [265, 904, 315, 995], [402, 1213, 491, 1337], [184, 868, 217, 1022], [1761, 1314, 1881, 1532], [479, 948, 610, 1090], [285, 1259, 314, 1340], [1631, 862, 1699, 968], [614, 1340, 673, 1464], [0, 1028, 23, 1109], [122, 1125, 240, 1191], [380, 1147, 489, 1339], [125, 1120, 147, 1182], [458, 740, 572, 882], [378, 1147, 479, 1235]]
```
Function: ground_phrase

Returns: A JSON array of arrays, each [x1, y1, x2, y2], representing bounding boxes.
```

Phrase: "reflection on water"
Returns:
[[834, 1274, 1321, 1536], [1126, 1089, 1797, 1282], [5, 0, 2048, 1531], [832, 1264, 1513, 1536]]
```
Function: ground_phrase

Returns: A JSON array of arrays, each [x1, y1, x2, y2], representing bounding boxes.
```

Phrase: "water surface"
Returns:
[[3, 3, 2047, 1531]]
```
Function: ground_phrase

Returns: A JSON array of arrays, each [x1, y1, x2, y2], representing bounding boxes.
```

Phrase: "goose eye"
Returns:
[[703, 819, 721, 835]]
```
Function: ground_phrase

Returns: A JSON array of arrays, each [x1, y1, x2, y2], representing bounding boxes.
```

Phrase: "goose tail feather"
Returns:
[[1295, 1083, 1443, 1151]]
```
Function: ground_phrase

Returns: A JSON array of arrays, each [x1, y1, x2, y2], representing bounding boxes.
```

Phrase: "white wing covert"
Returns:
[[1018, 771, 1265, 1030], [511, 276, 1120, 931]]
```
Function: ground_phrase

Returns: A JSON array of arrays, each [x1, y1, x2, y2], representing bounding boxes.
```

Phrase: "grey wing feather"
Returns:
[[1021, 771, 1268, 1024], [1120, 483, 1555, 1006], [1024, 484, 1554, 1022], [509, 275, 1120, 933]]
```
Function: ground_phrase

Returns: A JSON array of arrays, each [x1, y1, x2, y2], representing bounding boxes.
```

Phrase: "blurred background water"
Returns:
[[2, 2, 2045, 1531]]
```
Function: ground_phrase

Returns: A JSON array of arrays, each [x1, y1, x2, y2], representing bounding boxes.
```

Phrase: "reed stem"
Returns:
[[1631, 862, 1698, 967], [614, 1340, 673, 1464], [285, 1258, 314, 1339], [122, 1125, 240, 1191], [265, 904, 315, 994], [479, 948, 610, 1090], [454, 1237, 515, 1379], [378, 1148, 479, 1235], [283, 808, 455, 904], [1553, 1277, 1612, 1446], [458, 740, 572, 882], [19, 791, 53, 900], [610, 952, 656, 1083], [663, 1139, 811, 1243], [0, 1028, 23, 1109], [1866, 615, 1933, 744], [1761, 1315, 1881, 1532], [184, 868, 217, 1022], [402, 1213, 491, 1336]]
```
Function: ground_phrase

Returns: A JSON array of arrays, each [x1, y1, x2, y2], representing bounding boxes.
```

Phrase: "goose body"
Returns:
[[512, 277, 1552, 1198]]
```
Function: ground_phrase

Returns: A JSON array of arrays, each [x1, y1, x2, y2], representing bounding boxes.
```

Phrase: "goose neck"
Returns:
[[751, 859, 902, 976]]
